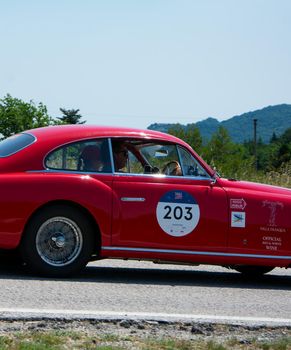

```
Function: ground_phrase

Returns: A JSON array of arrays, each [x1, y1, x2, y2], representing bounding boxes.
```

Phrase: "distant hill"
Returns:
[[148, 104, 291, 143]]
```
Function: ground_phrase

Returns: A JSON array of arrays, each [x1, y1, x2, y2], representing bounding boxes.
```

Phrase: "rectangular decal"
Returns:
[[231, 211, 246, 228], [230, 198, 246, 210]]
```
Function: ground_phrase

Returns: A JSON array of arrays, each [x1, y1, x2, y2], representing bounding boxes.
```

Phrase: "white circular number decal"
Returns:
[[156, 190, 200, 237]]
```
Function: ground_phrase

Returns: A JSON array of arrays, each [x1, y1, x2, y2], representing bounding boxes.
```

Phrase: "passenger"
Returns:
[[78, 145, 102, 172]]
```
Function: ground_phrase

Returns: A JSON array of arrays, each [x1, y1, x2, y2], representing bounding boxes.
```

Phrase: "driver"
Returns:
[[163, 160, 182, 176]]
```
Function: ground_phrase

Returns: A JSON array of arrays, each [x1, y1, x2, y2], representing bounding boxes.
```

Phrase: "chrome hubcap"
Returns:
[[51, 234, 66, 248]]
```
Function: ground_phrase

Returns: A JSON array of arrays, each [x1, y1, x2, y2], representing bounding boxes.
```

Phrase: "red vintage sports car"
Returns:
[[0, 125, 290, 277]]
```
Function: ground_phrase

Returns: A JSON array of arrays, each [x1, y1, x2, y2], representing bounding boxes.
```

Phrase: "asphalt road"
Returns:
[[0, 259, 291, 325]]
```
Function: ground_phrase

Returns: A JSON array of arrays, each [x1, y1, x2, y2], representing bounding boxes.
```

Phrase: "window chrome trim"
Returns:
[[112, 171, 213, 181], [27, 169, 214, 182], [26, 169, 113, 175], [106, 137, 213, 180], [41, 136, 214, 181], [108, 138, 115, 172], [43, 136, 113, 172], [101, 246, 291, 260]]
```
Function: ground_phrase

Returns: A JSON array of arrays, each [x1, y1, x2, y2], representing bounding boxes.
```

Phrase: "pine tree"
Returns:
[[58, 108, 86, 124]]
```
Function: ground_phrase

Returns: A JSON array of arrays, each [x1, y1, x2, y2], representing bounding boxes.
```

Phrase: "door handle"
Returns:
[[121, 197, 146, 202]]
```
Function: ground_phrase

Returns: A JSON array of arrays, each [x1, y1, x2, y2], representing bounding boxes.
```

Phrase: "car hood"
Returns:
[[218, 178, 291, 196]]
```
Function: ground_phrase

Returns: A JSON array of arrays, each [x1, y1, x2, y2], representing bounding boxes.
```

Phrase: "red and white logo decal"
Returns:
[[230, 198, 246, 210]]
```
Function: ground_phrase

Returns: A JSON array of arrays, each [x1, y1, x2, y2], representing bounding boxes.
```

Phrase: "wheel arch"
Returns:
[[21, 200, 101, 257]]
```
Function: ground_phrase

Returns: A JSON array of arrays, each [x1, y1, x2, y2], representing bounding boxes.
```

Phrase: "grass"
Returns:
[[258, 337, 291, 350], [235, 162, 291, 189], [0, 331, 290, 350]]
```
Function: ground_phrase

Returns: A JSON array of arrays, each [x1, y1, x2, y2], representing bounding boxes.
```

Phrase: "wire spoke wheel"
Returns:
[[21, 205, 95, 276], [36, 217, 83, 267]]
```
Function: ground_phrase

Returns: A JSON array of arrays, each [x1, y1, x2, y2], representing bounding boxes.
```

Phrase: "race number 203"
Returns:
[[163, 205, 193, 221], [156, 190, 200, 237]]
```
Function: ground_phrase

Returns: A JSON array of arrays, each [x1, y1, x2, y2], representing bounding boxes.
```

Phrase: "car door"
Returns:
[[111, 141, 229, 253]]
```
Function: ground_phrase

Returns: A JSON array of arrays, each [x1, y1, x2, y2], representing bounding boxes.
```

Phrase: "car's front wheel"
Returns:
[[21, 205, 94, 277]]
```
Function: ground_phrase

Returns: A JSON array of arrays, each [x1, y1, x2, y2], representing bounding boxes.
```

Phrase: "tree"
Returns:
[[168, 124, 202, 153], [280, 127, 291, 144], [270, 132, 278, 143], [57, 108, 86, 124], [203, 126, 234, 164], [0, 94, 56, 139], [202, 126, 253, 178]]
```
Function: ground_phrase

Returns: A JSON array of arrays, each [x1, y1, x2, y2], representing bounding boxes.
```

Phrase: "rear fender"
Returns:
[[0, 173, 113, 249]]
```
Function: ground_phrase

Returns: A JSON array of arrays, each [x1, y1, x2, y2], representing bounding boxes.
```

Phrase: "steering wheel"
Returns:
[[162, 160, 182, 176]]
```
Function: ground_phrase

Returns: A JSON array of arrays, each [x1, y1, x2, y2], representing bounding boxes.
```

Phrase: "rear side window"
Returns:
[[45, 139, 112, 173], [0, 133, 36, 157]]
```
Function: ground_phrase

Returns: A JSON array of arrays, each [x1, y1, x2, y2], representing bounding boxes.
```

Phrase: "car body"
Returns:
[[0, 125, 290, 277]]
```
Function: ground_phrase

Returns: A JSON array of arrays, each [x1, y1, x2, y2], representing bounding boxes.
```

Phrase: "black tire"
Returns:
[[233, 265, 274, 276], [21, 205, 95, 277], [0, 249, 23, 266]]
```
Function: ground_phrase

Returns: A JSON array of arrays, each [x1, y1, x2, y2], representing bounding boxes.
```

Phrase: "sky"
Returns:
[[1, 0, 291, 129]]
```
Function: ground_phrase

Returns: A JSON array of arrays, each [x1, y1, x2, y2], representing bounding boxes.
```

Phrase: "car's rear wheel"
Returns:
[[21, 205, 94, 277], [233, 265, 274, 276]]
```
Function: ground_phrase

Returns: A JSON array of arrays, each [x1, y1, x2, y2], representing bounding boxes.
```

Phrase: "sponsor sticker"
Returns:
[[262, 200, 284, 227], [231, 211, 246, 228], [262, 235, 282, 251], [156, 190, 200, 237], [230, 198, 246, 210]]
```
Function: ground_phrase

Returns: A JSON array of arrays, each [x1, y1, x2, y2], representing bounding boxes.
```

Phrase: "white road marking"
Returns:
[[0, 308, 290, 326]]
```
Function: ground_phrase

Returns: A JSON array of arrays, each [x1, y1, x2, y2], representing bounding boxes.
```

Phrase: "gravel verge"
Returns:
[[0, 319, 290, 344]]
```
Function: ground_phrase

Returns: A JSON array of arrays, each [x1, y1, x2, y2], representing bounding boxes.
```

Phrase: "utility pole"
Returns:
[[253, 119, 258, 171]]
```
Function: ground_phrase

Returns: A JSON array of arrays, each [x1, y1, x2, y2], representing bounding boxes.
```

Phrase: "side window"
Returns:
[[140, 144, 182, 176], [45, 139, 112, 173], [0, 133, 36, 157], [178, 146, 210, 178], [111, 139, 145, 174], [111, 139, 182, 175], [111, 139, 203, 178]]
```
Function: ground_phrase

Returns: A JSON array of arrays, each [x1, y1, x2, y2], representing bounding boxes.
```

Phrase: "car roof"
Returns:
[[1, 125, 214, 176], [27, 125, 184, 145]]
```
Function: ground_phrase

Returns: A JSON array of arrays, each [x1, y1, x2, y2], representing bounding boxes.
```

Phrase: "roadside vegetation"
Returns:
[[0, 94, 85, 140], [0, 321, 290, 350], [0, 329, 291, 349], [168, 124, 291, 188]]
